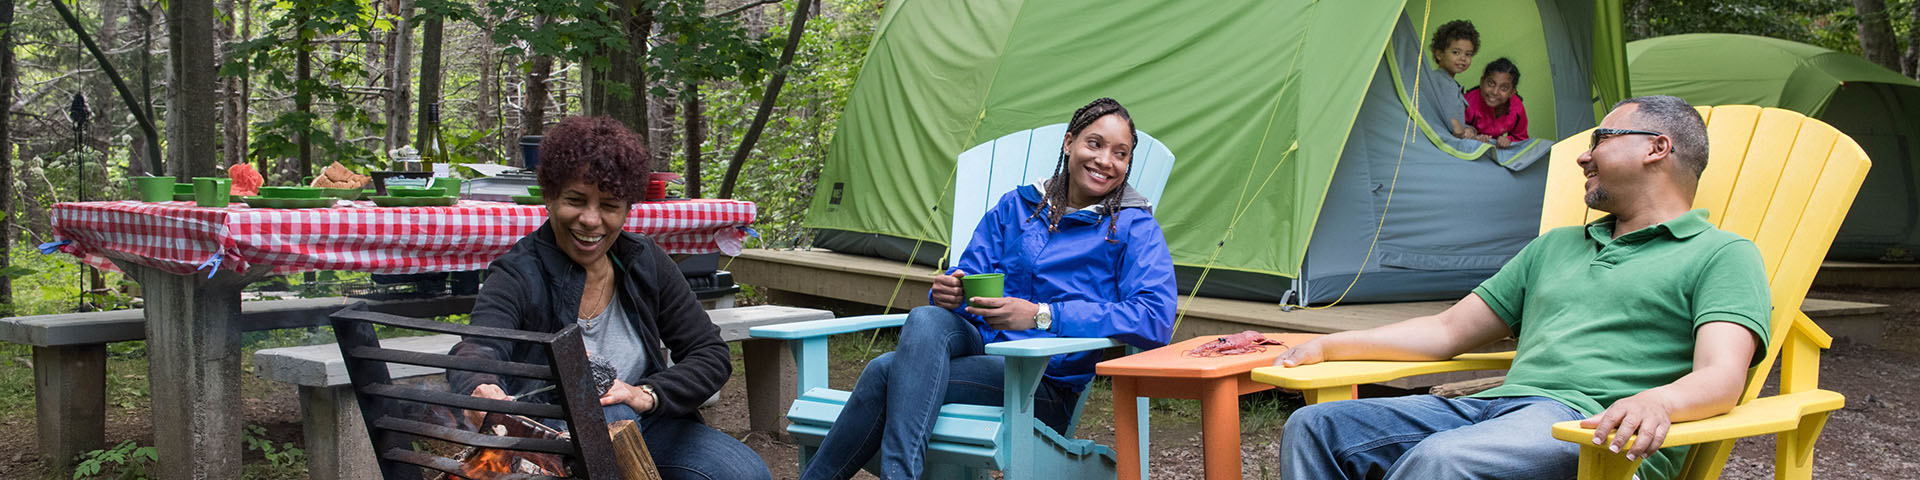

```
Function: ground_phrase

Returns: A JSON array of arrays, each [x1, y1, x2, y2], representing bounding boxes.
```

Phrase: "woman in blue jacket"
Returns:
[[802, 98, 1178, 480]]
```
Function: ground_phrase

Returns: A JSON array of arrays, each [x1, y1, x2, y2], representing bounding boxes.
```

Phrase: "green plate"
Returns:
[[370, 195, 458, 207], [511, 195, 544, 205], [173, 193, 196, 201], [239, 196, 337, 209], [321, 188, 366, 200]]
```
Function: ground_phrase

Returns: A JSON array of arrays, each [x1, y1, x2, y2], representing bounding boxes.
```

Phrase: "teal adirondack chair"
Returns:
[[751, 123, 1176, 479]]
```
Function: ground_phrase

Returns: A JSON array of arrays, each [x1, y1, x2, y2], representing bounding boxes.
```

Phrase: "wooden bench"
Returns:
[[252, 304, 832, 480], [0, 294, 474, 472]]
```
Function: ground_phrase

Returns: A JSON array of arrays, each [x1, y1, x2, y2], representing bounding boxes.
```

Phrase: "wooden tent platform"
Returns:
[[1815, 261, 1920, 288], [727, 248, 1892, 346]]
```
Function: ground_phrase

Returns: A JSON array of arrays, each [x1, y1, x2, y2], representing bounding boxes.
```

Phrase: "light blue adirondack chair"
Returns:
[[751, 123, 1176, 479]]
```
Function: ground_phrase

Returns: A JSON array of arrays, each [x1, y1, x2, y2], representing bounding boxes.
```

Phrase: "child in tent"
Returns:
[[1423, 20, 1478, 139], [1464, 58, 1529, 148]]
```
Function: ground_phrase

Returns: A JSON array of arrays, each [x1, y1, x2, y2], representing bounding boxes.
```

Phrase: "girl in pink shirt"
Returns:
[[1463, 58, 1528, 148]]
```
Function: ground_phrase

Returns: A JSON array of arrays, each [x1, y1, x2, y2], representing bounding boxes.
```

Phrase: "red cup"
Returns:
[[647, 180, 667, 200]]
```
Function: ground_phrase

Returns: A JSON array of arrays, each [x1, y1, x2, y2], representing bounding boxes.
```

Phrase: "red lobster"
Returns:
[[1184, 330, 1285, 357]]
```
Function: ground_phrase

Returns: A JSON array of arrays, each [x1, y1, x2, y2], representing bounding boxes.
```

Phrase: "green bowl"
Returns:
[[386, 186, 445, 197], [511, 195, 544, 205], [259, 186, 323, 199], [526, 186, 543, 197], [321, 188, 365, 200]]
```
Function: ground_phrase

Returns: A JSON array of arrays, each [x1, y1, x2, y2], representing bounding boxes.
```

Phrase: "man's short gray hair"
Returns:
[[1613, 95, 1710, 179]]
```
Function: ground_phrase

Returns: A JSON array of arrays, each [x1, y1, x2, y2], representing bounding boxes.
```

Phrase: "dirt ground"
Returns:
[[0, 285, 1912, 479]]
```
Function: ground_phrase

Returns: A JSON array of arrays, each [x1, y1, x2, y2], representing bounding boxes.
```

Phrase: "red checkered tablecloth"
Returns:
[[50, 199, 756, 276]]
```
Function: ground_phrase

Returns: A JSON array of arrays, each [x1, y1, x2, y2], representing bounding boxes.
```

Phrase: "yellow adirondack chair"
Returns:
[[1250, 105, 1868, 480]]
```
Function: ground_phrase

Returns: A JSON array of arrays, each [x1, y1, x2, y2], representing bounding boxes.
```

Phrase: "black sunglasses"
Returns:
[[1589, 128, 1663, 151]]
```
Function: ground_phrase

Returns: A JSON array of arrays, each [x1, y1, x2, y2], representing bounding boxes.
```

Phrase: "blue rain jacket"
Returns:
[[934, 182, 1177, 391]]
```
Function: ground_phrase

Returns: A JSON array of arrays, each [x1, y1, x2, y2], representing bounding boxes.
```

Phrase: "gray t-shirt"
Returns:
[[579, 298, 648, 386]]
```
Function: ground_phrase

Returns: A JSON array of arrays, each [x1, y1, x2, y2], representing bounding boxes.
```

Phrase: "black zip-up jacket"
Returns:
[[447, 222, 730, 420]]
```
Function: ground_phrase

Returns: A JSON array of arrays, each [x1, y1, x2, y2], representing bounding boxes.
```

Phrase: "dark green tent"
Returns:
[[1628, 33, 1920, 261]]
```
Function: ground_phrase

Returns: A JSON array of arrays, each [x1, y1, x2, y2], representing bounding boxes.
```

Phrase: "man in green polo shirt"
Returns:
[[1274, 95, 1771, 480]]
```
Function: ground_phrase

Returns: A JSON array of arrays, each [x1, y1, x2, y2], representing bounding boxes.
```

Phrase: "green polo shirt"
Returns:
[[1467, 209, 1771, 480]]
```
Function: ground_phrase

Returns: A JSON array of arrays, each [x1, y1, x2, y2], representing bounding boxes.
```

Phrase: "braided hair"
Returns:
[[1029, 97, 1136, 242]]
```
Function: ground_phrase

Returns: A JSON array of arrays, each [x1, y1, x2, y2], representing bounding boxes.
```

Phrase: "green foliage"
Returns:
[[224, 0, 389, 172], [5, 241, 129, 317], [485, 0, 624, 66], [687, 0, 880, 247], [1633, 0, 1857, 50], [71, 440, 158, 480], [649, 0, 779, 99], [244, 425, 308, 470]]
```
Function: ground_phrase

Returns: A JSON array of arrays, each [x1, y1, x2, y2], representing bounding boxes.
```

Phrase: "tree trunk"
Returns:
[[720, 0, 813, 198], [591, 0, 648, 142], [1626, 0, 1651, 40], [238, 0, 254, 175], [524, 53, 552, 136], [415, 14, 442, 152], [138, 2, 156, 175], [386, 0, 414, 150], [1853, 0, 1902, 72], [477, 18, 499, 164], [1905, 0, 1920, 78], [219, 0, 246, 169], [0, 0, 15, 307], [683, 86, 701, 198], [169, 0, 220, 180], [294, 7, 312, 177]]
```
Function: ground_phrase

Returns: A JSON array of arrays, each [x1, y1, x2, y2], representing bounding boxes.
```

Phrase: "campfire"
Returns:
[[433, 413, 573, 479]]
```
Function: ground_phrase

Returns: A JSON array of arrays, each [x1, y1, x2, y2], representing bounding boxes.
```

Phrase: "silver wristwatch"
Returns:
[[1035, 303, 1053, 331]]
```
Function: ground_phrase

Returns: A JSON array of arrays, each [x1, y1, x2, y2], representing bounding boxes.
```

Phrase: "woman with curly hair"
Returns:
[[799, 98, 1178, 480], [448, 116, 771, 480]]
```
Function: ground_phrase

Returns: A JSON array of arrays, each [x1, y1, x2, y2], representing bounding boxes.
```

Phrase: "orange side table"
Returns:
[[1095, 333, 1327, 480]]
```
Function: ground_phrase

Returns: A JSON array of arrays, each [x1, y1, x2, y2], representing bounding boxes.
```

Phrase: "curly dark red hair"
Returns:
[[536, 116, 652, 203]]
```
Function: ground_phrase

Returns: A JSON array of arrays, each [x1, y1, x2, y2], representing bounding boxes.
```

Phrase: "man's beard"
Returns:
[[1584, 185, 1610, 210]]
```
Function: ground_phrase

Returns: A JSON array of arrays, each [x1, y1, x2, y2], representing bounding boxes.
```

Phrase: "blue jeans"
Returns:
[[1279, 394, 1586, 480], [550, 404, 772, 480], [800, 306, 1079, 480]]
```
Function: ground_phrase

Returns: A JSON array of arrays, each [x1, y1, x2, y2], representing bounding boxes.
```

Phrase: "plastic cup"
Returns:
[[961, 273, 1005, 307], [193, 177, 231, 207], [133, 176, 174, 202]]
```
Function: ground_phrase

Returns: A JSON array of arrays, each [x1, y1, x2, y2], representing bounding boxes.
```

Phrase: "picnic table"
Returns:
[[48, 198, 755, 479]]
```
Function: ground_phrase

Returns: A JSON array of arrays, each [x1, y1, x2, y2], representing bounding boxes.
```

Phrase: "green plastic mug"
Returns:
[[432, 177, 465, 198], [133, 176, 174, 202], [961, 273, 1005, 307], [193, 177, 231, 207]]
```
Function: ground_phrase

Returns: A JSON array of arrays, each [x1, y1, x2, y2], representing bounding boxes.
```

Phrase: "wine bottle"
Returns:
[[421, 102, 445, 175]]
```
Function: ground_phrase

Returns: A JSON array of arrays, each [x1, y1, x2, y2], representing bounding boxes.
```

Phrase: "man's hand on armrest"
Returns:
[[1580, 321, 1758, 461], [1275, 293, 1511, 367]]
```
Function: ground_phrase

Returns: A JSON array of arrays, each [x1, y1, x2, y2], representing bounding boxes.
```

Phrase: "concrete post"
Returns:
[[32, 344, 105, 474], [118, 261, 268, 479], [299, 385, 380, 480]]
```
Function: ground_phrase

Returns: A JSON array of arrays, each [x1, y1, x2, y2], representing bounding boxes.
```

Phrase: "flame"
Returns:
[[457, 447, 567, 477]]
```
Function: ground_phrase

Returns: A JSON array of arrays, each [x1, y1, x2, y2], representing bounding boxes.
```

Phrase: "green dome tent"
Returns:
[[1627, 33, 1920, 261], [806, 0, 1631, 304]]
